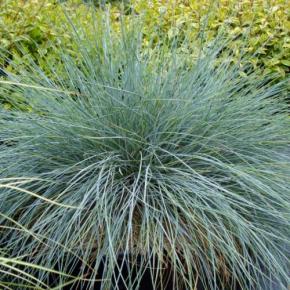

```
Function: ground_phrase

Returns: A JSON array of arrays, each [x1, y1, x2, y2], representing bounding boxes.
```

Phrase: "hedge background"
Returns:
[[0, 0, 289, 78]]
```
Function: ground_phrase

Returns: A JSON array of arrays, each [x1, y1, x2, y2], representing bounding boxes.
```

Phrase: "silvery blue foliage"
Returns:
[[0, 15, 289, 290]]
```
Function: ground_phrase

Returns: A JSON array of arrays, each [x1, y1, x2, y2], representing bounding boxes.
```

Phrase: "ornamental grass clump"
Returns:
[[0, 16, 289, 290]]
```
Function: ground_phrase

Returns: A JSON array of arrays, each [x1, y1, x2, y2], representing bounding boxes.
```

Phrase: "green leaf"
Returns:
[[281, 60, 290, 67]]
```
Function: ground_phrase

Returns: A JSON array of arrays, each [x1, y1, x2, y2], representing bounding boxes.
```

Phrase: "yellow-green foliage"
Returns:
[[0, 0, 289, 79], [0, 0, 95, 74], [130, 0, 290, 78], [0, 0, 98, 109]]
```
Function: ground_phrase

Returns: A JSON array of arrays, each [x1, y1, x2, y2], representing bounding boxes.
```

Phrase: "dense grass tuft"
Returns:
[[0, 15, 289, 290]]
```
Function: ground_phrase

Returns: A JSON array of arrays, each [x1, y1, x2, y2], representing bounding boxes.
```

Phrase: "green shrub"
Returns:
[[0, 0, 99, 108], [0, 0, 95, 74], [130, 0, 290, 79], [1, 0, 289, 80], [0, 15, 289, 289]]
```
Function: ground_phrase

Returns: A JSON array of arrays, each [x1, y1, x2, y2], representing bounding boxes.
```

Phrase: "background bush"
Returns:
[[0, 0, 96, 76], [0, 0, 289, 79], [131, 0, 290, 78]]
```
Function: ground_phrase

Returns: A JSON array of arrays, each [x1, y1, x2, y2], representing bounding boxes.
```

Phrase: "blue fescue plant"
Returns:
[[0, 12, 289, 290]]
